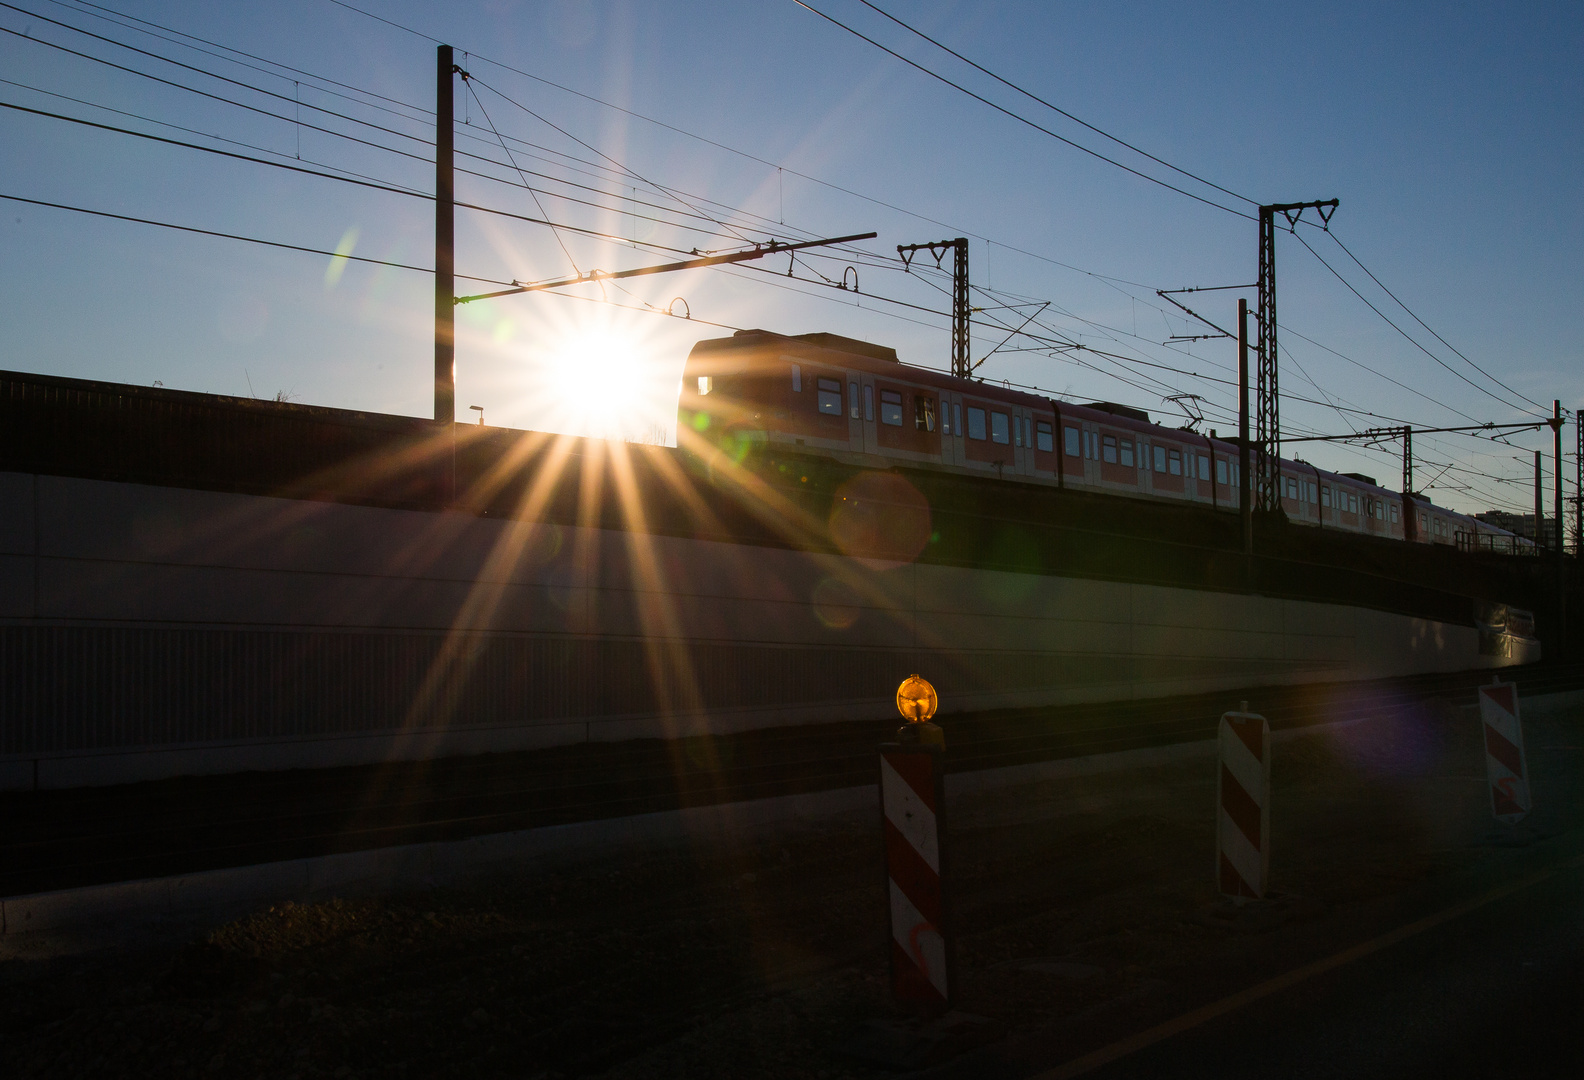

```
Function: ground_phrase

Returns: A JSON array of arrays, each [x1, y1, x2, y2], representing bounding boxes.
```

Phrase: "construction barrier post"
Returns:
[[1217, 701, 1271, 900], [882, 675, 952, 1013], [1478, 676, 1532, 823]]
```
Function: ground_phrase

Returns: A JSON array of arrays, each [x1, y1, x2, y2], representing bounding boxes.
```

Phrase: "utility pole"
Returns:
[[435, 44, 458, 502], [1535, 450, 1544, 551], [1401, 426, 1416, 542], [1402, 426, 1413, 496], [1238, 298, 1252, 563], [899, 239, 970, 378], [1552, 400, 1564, 555], [1256, 199, 1337, 512], [1553, 400, 1566, 649]]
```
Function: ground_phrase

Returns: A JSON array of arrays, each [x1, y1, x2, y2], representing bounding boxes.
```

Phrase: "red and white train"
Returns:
[[678, 328, 1522, 550]]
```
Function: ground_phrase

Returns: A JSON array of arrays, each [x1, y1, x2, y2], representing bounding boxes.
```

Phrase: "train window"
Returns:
[[1036, 421, 1054, 453], [1348, 493, 1358, 514], [1168, 450, 1182, 476], [1216, 459, 1228, 485], [1121, 439, 1135, 467], [1321, 486, 1331, 507], [880, 390, 904, 426], [697, 375, 713, 396], [941, 400, 951, 434], [817, 378, 842, 415], [915, 396, 936, 432], [849, 381, 860, 419], [969, 407, 989, 441], [864, 385, 874, 422], [1199, 454, 1211, 481], [1153, 445, 1166, 472], [1063, 425, 1079, 455], [953, 402, 962, 435], [1309, 482, 1318, 503], [1390, 505, 1400, 523], [1102, 435, 1118, 464], [1013, 416, 1024, 447], [791, 364, 802, 392], [991, 412, 1011, 444]]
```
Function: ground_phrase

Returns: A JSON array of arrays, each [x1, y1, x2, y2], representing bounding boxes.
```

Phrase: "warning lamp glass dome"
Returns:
[[896, 675, 938, 722]]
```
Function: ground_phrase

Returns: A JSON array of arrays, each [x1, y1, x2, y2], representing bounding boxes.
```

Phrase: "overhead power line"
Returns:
[[0, 191, 510, 283], [853, 0, 1256, 208], [1291, 229, 1545, 419], [788, 0, 1251, 220], [1323, 229, 1547, 413]]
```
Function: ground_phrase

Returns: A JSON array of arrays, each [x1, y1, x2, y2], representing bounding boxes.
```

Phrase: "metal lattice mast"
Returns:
[[952, 238, 970, 379], [899, 238, 971, 378], [1255, 199, 1337, 512]]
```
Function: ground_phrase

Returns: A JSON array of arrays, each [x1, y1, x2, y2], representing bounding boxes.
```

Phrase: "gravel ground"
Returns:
[[3, 696, 1580, 1079]]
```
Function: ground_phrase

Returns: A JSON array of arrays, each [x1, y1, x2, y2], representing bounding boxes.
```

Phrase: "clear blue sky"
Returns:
[[1, 1, 1580, 515]]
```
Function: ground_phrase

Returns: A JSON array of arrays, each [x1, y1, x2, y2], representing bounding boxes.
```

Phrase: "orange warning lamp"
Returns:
[[896, 675, 938, 722]]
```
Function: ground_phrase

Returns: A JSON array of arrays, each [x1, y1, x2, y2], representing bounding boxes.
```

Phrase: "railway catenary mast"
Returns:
[[1256, 199, 1338, 514]]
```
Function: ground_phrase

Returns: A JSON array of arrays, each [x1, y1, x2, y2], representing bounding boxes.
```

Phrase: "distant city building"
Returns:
[[1476, 511, 1556, 546]]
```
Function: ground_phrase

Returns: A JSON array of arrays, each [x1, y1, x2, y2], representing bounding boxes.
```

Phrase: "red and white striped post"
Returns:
[[881, 675, 952, 1013], [1216, 701, 1271, 900], [1479, 677, 1532, 824]]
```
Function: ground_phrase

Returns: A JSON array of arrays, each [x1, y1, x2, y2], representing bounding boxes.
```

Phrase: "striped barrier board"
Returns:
[[880, 744, 952, 1011], [1216, 707, 1271, 900], [1478, 679, 1531, 824]]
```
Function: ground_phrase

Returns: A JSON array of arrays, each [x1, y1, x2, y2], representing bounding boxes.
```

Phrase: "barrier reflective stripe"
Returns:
[[881, 746, 950, 1008], [1478, 679, 1531, 824], [1216, 709, 1270, 900]]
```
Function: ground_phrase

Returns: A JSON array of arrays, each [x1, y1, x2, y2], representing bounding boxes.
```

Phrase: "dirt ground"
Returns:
[[3, 696, 1580, 1080]]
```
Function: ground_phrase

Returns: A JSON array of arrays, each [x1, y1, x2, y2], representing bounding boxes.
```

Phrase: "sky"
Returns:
[[1, 0, 1580, 516]]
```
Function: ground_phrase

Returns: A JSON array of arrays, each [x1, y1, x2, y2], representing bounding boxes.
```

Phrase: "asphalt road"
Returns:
[[1054, 848, 1584, 1080]]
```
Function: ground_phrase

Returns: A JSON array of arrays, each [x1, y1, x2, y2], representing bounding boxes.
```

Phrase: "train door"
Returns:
[[845, 373, 863, 452], [943, 391, 963, 467], [857, 372, 878, 457]]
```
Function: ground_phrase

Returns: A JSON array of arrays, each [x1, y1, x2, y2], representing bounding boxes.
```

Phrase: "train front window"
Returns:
[[1036, 422, 1053, 453], [817, 378, 842, 416], [880, 390, 904, 426], [991, 412, 1010, 445], [1102, 435, 1118, 464]]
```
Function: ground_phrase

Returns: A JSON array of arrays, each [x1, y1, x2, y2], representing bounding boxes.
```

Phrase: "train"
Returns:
[[677, 328, 1528, 552]]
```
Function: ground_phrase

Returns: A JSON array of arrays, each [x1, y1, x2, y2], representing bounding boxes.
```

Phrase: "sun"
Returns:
[[527, 320, 675, 443]]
